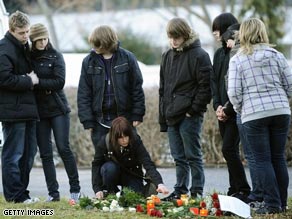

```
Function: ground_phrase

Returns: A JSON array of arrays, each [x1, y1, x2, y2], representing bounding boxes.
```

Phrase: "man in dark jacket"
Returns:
[[159, 18, 212, 200], [0, 11, 39, 203], [77, 25, 145, 154]]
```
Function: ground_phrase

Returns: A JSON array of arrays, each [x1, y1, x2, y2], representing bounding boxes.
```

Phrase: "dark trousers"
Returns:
[[1, 121, 37, 202], [36, 114, 80, 197], [100, 161, 144, 194], [219, 118, 250, 195]]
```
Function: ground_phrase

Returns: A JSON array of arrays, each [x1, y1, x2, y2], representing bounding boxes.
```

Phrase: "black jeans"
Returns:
[[1, 121, 37, 202], [219, 118, 250, 195], [36, 114, 80, 197]]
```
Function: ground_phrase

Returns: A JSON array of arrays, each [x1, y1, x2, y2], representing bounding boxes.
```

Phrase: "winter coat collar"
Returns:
[[172, 32, 199, 52]]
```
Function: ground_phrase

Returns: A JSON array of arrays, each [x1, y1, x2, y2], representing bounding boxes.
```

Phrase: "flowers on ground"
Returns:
[[78, 188, 223, 218]]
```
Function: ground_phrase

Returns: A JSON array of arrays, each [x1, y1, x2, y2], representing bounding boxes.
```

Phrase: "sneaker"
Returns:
[[255, 206, 282, 214], [23, 197, 40, 204], [46, 195, 60, 202], [247, 199, 264, 210], [70, 192, 80, 203], [161, 192, 181, 201]]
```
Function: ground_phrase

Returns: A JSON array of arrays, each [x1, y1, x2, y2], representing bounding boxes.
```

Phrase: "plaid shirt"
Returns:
[[228, 44, 292, 123]]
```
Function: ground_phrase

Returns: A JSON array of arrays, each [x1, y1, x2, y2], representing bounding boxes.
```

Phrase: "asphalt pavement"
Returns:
[[0, 166, 291, 200]]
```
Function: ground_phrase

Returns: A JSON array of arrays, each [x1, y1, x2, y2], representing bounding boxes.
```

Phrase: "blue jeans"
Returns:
[[167, 115, 204, 196], [1, 121, 37, 202], [36, 114, 80, 197], [243, 115, 290, 208], [236, 114, 263, 201], [100, 161, 144, 194], [219, 118, 250, 195]]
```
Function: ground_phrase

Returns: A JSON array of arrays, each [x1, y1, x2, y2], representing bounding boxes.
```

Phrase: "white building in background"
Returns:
[[0, 0, 8, 147]]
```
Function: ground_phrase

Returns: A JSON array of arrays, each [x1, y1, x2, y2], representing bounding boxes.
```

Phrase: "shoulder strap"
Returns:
[[105, 133, 150, 181]]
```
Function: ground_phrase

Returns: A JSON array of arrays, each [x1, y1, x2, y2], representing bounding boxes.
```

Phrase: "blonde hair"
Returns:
[[239, 18, 273, 54], [9, 10, 30, 32], [88, 25, 118, 53]]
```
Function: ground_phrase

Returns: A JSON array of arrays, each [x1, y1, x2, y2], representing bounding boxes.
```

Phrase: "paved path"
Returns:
[[0, 167, 291, 200]]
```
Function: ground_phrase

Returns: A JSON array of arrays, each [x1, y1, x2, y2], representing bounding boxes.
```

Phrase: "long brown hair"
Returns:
[[109, 117, 134, 154]]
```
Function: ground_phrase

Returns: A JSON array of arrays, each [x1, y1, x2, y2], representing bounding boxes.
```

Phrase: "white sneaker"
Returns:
[[23, 197, 40, 204]]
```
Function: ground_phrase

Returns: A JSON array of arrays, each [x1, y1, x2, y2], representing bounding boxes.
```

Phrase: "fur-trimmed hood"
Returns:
[[172, 31, 199, 52]]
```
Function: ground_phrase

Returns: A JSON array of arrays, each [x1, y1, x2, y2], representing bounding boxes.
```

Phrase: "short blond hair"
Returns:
[[9, 10, 30, 32], [88, 25, 118, 53], [239, 18, 272, 54]]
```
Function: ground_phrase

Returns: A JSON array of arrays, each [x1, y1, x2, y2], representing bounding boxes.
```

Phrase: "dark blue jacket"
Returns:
[[31, 45, 70, 118], [0, 32, 38, 121], [77, 47, 145, 129]]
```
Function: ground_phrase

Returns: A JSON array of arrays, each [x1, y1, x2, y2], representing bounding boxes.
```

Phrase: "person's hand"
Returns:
[[27, 71, 39, 85], [226, 39, 235, 48], [216, 105, 223, 117], [132, 121, 141, 127], [156, 184, 169, 195], [95, 191, 104, 199], [186, 113, 192, 117], [88, 128, 93, 132]]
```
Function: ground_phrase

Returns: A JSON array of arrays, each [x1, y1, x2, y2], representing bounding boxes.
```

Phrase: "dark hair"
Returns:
[[109, 117, 134, 153], [212, 12, 238, 36], [221, 23, 241, 42]]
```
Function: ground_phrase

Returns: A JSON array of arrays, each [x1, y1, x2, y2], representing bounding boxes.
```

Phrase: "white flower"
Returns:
[[102, 206, 110, 212], [128, 207, 136, 212]]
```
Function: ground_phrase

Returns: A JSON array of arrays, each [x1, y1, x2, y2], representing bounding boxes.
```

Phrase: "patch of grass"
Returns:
[[0, 196, 291, 218]]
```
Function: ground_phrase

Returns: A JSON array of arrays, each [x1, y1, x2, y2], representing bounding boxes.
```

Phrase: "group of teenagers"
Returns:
[[0, 9, 291, 216]]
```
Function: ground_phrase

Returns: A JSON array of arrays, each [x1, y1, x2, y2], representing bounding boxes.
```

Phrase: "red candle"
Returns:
[[190, 207, 199, 215]]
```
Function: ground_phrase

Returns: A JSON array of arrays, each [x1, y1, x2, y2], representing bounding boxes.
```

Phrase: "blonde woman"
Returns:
[[228, 18, 292, 214]]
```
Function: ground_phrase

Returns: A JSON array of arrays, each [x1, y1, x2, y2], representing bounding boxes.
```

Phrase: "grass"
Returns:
[[0, 196, 291, 219]]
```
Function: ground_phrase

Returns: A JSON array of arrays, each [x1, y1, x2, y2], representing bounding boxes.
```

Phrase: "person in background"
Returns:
[[93, 116, 169, 199], [77, 25, 145, 153], [0, 11, 39, 203], [211, 12, 250, 202], [228, 18, 292, 214], [159, 17, 212, 201], [221, 23, 264, 209], [29, 23, 81, 203]]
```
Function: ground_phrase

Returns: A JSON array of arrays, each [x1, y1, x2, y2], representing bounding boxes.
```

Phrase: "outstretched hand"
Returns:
[[156, 184, 169, 195]]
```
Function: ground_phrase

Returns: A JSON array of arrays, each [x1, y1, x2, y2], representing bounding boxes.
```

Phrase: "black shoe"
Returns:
[[191, 192, 202, 199], [255, 206, 282, 214], [231, 192, 249, 203], [161, 192, 180, 201]]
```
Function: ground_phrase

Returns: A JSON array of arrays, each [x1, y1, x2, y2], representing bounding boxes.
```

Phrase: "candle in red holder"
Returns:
[[200, 208, 208, 216], [190, 207, 199, 215], [147, 200, 155, 215]]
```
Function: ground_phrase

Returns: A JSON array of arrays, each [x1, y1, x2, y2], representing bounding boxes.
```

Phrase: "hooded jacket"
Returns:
[[0, 31, 38, 121], [159, 34, 212, 131]]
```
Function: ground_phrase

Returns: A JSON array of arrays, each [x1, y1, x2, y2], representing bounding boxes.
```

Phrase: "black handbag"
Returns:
[[105, 134, 158, 197]]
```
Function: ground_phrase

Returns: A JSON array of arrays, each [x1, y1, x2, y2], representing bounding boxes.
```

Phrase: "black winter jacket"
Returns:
[[0, 32, 38, 121], [91, 134, 163, 193], [77, 48, 145, 129], [31, 45, 70, 118], [211, 46, 236, 117], [159, 35, 212, 130]]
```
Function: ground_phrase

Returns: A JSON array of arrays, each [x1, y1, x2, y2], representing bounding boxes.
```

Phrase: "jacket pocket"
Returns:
[[167, 94, 192, 117]]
